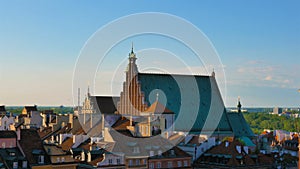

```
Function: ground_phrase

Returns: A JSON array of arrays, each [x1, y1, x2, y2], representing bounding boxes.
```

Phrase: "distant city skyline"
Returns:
[[0, 1, 299, 107]]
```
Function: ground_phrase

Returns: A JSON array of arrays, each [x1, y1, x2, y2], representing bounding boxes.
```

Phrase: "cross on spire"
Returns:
[[131, 42, 134, 54]]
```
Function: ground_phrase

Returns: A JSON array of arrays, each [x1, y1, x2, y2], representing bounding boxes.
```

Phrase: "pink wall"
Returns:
[[0, 138, 16, 148]]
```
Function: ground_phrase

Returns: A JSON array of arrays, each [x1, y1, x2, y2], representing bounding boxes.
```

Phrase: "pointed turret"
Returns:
[[211, 68, 215, 77], [129, 42, 136, 59], [237, 96, 242, 113], [87, 83, 90, 97]]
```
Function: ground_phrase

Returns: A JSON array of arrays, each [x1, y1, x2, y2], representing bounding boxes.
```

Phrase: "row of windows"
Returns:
[[128, 159, 147, 166], [149, 160, 188, 169], [12, 161, 27, 169], [108, 158, 121, 165]]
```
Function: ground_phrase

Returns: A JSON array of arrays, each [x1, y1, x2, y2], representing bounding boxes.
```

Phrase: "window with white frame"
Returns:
[[22, 161, 27, 168], [184, 160, 188, 167], [38, 155, 44, 164], [157, 162, 161, 168], [177, 161, 182, 167], [158, 150, 162, 156], [167, 161, 173, 168], [133, 147, 140, 153], [13, 162, 18, 169], [129, 160, 133, 166], [116, 158, 121, 164], [108, 159, 113, 164], [136, 159, 140, 165], [149, 162, 154, 169]]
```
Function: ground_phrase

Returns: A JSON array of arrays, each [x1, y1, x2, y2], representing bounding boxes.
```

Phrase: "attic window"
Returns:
[[133, 147, 140, 154], [38, 155, 44, 164], [170, 150, 175, 156], [22, 161, 27, 168], [13, 162, 18, 169], [149, 151, 154, 157], [158, 150, 162, 156]]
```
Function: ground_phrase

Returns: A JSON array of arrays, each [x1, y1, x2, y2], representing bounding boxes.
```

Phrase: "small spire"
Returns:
[[87, 82, 90, 96], [131, 42, 134, 54], [156, 93, 159, 101], [129, 42, 136, 58], [211, 68, 215, 77], [237, 96, 242, 113]]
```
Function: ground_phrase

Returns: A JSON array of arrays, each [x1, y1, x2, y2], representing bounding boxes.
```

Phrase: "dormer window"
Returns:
[[158, 150, 162, 156], [170, 149, 175, 156], [149, 150, 154, 157], [13, 162, 18, 169], [38, 155, 44, 164], [133, 147, 140, 154], [22, 161, 27, 168]]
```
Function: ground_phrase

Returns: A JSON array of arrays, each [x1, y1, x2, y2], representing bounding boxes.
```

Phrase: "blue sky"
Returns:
[[0, 0, 299, 107]]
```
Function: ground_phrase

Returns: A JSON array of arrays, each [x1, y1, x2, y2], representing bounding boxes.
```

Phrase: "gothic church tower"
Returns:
[[117, 45, 148, 116]]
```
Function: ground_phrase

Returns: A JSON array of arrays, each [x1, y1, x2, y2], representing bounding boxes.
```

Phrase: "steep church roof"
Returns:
[[227, 112, 255, 137], [90, 96, 119, 114], [138, 73, 233, 134]]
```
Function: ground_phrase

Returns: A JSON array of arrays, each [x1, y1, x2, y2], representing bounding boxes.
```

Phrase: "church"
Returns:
[[78, 45, 254, 139]]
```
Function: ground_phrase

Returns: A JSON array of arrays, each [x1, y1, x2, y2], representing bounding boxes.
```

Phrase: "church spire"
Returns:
[[117, 43, 148, 116], [211, 68, 215, 77], [87, 82, 90, 97], [237, 96, 242, 113], [129, 42, 136, 58]]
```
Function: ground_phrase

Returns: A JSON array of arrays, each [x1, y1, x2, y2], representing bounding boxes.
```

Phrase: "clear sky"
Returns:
[[0, 0, 299, 107]]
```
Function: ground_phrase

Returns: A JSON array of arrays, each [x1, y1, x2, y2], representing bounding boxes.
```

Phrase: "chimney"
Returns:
[[87, 151, 91, 162], [73, 135, 76, 145], [15, 116, 19, 123], [81, 150, 85, 161], [59, 134, 63, 145], [90, 113, 93, 129], [49, 114, 51, 121], [130, 116, 133, 126], [69, 114, 73, 128], [101, 114, 105, 137], [16, 128, 21, 141], [83, 112, 86, 125]]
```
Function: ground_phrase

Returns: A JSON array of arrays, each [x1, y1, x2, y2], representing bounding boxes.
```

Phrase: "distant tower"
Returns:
[[211, 68, 215, 77], [237, 96, 242, 113], [117, 44, 148, 116]]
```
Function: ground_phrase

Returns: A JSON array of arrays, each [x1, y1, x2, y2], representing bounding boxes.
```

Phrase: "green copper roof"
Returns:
[[227, 113, 255, 137], [239, 136, 256, 147], [138, 73, 233, 133]]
